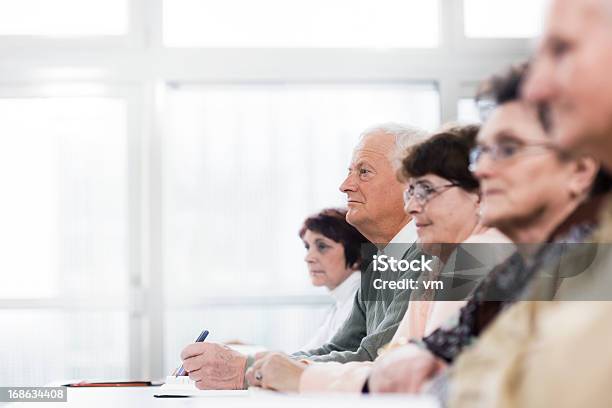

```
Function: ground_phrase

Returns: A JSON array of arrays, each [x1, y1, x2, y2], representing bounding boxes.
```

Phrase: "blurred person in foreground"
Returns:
[[365, 64, 606, 402], [445, 0, 612, 406]]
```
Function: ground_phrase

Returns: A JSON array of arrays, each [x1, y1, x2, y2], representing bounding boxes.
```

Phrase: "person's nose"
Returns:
[[522, 56, 555, 104], [471, 152, 495, 180], [404, 195, 422, 216], [339, 172, 358, 193], [304, 247, 316, 263]]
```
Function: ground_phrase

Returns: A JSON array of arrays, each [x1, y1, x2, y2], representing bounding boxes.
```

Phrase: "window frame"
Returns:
[[0, 0, 534, 380], [0, 0, 144, 49], [0, 82, 149, 379]]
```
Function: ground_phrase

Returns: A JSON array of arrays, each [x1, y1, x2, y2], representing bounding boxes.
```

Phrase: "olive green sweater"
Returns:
[[292, 223, 421, 363]]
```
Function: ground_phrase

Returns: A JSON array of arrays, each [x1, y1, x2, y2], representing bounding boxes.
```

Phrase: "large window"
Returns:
[[161, 82, 440, 369], [0, 96, 130, 386], [0, 0, 128, 36], [457, 98, 481, 124], [0, 0, 534, 384], [464, 0, 548, 39], [163, 0, 440, 47], [162, 82, 439, 298]]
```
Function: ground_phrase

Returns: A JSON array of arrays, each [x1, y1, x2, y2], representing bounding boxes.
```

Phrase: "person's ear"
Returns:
[[568, 157, 598, 199], [468, 190, 481, 206]]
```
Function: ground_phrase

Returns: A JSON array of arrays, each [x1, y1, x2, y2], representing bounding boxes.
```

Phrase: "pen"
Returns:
[[176, 329, 209, 377]]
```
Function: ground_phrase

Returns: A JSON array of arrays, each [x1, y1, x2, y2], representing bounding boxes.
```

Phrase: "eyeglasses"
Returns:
[[468, 141, 556, 172], [403, 182, 459, 207]]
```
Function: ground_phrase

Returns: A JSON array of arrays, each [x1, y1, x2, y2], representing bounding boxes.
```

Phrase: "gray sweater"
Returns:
[[291, 241, 421, 363]]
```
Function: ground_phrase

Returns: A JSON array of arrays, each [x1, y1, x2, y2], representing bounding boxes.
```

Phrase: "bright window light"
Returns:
[[0, 97, 128, 299], [0, 0, 128, 36], [162, 81, 440, 301], [163, 0, 440, 47], [0, 310, 129, 386], [162, 81, 440, 359], [464, 0, 548, 39], [457, 98, 481, 123]]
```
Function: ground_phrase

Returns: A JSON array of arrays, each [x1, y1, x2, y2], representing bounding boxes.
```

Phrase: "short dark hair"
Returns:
[[299, 208, 367, 269], [476, 63, 529, 106], [476, 62, 551, 131], [478, 63, 612, 196], [401, 125, 480, 192], [591, 169, 612, 196]]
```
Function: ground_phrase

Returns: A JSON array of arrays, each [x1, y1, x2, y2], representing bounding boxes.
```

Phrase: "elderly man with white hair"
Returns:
[[179, 123, 429, 390]]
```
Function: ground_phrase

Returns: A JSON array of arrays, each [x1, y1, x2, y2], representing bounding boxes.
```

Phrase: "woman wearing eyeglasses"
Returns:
[[401, 125, 509, 256], [366, 64, 607, 404], [245, 124, 510, 393]]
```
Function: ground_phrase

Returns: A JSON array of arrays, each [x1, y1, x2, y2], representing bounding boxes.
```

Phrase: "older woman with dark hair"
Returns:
[[367, 64, 606, 403], [298, 208, 367, 350], [400, 124, 506, 253]]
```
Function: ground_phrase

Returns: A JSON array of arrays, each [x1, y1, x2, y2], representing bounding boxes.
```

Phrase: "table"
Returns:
[[7, 386, 439, 408]]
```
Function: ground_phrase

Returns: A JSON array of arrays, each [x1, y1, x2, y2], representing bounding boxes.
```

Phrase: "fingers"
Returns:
[[246, 356, 266, 387], [246, 368, 264, 388], [180, 342, 217, 373], [194, 379, 206, 390], [412, 359, 440, 393], [180, 342, 207, 360], [187, 367, 204, 382], [370, 374, 393, 393], [378, 357, 437, 393], [397, 354, 435, 393], [182, 353, 204, 373], [258, 360, 275, 390], [370, 363, 411, 393], [244, 367, 258, 387], [254, 351, 270, 360]]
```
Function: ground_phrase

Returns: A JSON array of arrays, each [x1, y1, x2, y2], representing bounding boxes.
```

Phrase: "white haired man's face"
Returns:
[[339, 132, 406, 240], [523, 0, 612, 169]]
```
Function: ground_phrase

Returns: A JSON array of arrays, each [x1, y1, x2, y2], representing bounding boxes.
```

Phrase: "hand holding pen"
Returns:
[[175, 329, 209, 376], [179, 332, 249, 390]]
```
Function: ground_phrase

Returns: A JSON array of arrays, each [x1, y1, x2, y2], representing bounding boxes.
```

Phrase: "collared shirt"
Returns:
[[293, 221, 423, 363], [380, 221, 418, 259], [300, 221, 417, 351], [300, 272, 362, 351]]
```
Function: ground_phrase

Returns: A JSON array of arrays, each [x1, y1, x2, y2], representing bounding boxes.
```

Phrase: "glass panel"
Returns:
[[164, 305, 331, 372], [163, 0, 439, 47], [457, 98, 481, 124], [0, 96, 128, 299], [0, 310, 129, 386], [464, 0, 548, 39], [162, 81, 440, 303], [0, 0, 128, 36]]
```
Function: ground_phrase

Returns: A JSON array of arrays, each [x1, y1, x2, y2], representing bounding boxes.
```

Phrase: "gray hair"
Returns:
[[357, 122, 430, 168]]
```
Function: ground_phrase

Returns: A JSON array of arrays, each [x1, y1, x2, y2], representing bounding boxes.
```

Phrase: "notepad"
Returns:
[[154, 376, 249, 398]]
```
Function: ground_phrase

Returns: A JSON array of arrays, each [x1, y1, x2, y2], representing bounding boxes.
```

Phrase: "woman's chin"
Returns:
[[309, 277, 327, 287], [417, 234, 434, 247]]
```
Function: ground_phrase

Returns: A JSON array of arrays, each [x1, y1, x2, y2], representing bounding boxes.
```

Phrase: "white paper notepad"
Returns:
[[154, 376, 249, 398]]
